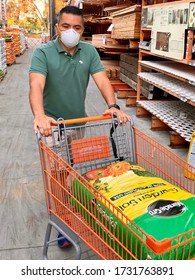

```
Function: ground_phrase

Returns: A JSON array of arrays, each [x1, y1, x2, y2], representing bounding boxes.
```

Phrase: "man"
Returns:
[[29, 5, 130, 137], [29, 5, 130, 248]]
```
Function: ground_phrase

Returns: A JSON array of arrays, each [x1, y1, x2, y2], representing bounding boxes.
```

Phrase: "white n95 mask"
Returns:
[[61, 28, 80, 48]]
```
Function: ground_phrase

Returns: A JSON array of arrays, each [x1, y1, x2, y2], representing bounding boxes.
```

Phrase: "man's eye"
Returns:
[[61, 26, 68, 29], [75, 28, 82, 32]]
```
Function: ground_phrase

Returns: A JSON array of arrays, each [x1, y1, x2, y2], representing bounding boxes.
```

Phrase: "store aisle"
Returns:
[[0, 49, 54, 259], [0, 47, 188, 260], [0, 49, 99, 260]]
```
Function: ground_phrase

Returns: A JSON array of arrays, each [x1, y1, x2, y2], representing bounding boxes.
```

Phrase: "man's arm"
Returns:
[[92, 71, 130, 124], [29, 72, 57, 136]]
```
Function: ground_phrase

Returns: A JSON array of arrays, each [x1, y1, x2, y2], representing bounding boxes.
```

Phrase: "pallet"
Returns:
[[106, 68, 120, 79], [110, 79, 131, 91], [126, 95, 147, 107], [117, 89, 137, 99], [136, 104, 151, 117], [6, 61, 16, 66], [169, 131, 189, 149], [151, 116, 170, 131]]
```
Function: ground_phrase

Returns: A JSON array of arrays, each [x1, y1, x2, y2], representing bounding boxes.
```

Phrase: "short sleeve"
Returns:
[[29, 48, 48, 76]]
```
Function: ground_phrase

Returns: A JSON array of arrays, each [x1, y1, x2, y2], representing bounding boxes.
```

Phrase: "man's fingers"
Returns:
[[33, 116, 56, 137], [102, 109, 130, 124], [33, 122, 39, 134], [50, 118, 57, 125]]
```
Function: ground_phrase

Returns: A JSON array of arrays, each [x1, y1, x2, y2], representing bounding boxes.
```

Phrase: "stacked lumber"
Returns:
[[120, 54, 174, 101], [92, 34, 107, 48], [92, 33, 133, 54], [120, 53, 152, 98], [111, 5, 141, 40], [103, 4, 130, 15], [102, 59, 120, 79], [85, 16, 112, 25]]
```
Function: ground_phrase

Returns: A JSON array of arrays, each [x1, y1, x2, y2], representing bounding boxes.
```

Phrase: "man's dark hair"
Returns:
[[57, 6, 84, 25]]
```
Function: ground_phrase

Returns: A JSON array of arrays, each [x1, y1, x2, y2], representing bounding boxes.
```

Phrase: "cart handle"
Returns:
[[56, 115, 113, 125]]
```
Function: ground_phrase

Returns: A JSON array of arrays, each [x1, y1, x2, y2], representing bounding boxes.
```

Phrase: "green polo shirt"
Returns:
[[29, 39, 105, 120]]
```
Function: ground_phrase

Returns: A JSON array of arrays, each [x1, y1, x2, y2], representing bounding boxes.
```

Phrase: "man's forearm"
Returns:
[[29, 90, 45, 118], [93, 72, 116, 106], [29, 73, 46, 117]]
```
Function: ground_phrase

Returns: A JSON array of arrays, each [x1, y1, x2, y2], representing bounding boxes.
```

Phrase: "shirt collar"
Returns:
[[54, 38, 82, 54]]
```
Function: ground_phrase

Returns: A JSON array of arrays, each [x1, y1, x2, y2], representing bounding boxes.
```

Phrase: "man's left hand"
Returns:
[[102, 108, 130, 124]]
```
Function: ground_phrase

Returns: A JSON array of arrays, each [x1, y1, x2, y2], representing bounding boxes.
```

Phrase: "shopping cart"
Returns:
[[38, 115, 195, 260]]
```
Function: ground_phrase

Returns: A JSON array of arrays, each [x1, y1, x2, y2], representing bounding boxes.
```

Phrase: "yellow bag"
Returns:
[[185, 130, 195, 180]]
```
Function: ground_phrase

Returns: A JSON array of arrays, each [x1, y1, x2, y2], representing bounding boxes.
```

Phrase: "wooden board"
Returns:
[[92, 33, 130, 49], [111, 5, 141, 39]]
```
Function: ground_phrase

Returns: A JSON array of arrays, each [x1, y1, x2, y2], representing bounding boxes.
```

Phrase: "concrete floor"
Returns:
[[0, 47, 188, 260]]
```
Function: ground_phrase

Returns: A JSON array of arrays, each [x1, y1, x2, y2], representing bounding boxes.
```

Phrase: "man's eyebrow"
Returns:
[[61, 23, 82, 28]]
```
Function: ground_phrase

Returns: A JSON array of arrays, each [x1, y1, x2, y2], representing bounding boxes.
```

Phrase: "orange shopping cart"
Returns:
[[38, 115, 195, 260]]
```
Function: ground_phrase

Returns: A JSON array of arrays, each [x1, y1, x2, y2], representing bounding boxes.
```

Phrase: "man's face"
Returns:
[[57, 13, 84, 36]]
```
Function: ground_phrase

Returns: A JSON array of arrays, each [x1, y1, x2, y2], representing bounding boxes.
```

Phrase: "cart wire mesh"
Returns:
[[38, 115, 195, 260]]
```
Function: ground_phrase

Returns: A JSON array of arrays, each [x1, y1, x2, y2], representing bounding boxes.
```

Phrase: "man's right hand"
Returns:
[[33, 114, 57, 137]]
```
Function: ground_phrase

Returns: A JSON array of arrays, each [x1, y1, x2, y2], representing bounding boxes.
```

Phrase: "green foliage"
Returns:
[[6, 0, 49, 32], [19, 18, 42, 33]]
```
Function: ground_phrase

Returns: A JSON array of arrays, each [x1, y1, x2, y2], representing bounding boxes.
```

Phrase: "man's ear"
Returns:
[[55, 23, 60, 34], [80, 27, 84, 36]]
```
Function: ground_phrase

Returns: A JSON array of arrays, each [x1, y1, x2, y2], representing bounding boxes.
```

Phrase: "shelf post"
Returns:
[[185, 30, 194, 62]]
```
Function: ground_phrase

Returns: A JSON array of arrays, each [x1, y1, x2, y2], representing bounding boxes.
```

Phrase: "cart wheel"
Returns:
[[57, 232, 72, 248]]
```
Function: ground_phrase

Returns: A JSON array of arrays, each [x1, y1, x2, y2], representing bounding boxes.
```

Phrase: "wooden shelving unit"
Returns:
[[137, 0, 195, 146]]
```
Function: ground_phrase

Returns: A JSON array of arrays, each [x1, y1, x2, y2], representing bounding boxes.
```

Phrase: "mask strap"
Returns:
[[55, 24, 61, 35]]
